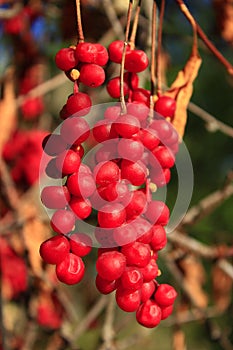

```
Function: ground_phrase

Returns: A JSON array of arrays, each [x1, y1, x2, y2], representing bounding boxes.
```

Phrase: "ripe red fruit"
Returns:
[[79, 63, 105, 87], [140, 258, 158, 282], [136, 300, 161, 328], [132, 88, 150, 106], [116, 287, 141, 312], [94, 161, 120, 186], [95, 274, 117, 294], [160, 305, 174, 320], [127, 102, 149, 121], [114, 114, 140, 138], [94, 43, 109, 66], [149, 167, 171, 188], [138, 128, 160, 150], [121, 242, 151, 268], [154, 96, 176, 119], [153, 283, 177, 307], [67, 172, 96, 198], [113, 223, 137, 246], [121, 160, 147, 186], [99, 181, 130, 203], [117, 138, 144, 161], [39, 235, 70, 265], [133, 218, 153, 244], [60, 116, 90, 145], [75, 42, 108, 65], [96, 251, 126, 281], [125, 50, 149, 72], [21, 97, 44, 120], [45, 158, 62, 179], [151, 145, 175, 168], [98, 203, 126, 228], [41, 186, 70, 209], [66, 92, 92, 116], [69, 197, 92, 220], [92, 120, 118, 143], [108, 40, 131, 63], [150, 119, 173, 143], [55, 47, 78, 71], [120, 267, 143, 291], [141, 281, 156, 303], [150, 225, 167, 251], [69, 232, 92, 257], [104, 105, 121, 121], [145, 201, 170, 226], [50, 209, 76, 234], [125, 190, 148, 219], [42, 133, 68, 156], [94, 226, 116, 247], [106, 77, 129, 99], [55, 150, 81, 175], [56, 253, 85, 285]]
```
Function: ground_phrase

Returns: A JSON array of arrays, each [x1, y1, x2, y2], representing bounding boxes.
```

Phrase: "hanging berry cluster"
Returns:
[[40, 0, 179, 329]]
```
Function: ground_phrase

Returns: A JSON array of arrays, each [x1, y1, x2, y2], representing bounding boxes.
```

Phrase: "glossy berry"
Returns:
[[154, 96, 176, 119], [125, 190, 147, 219], [99, 181, 130, 203], [116, 287, 141, 312], [79, 63, 105, 87], [114, 114, 140, 138], [140, 258, 158, 282], [67, 172, 96, 198], [138, 128, 160, 151], [150, 225, 167, 251], [132, 88, 150, 106], [92, 120, 118, 143], [69, 197, 92, 220], [41, 186, 70, 209], [136, 300, 161, 328], [104, 105, 121, 121], [96, 251, 126, 281], [153, 283, 177, 307], [121, 242, 151, 268], [75, 42, 108, 66], [69, 232, 92, 257], [161, 305, 174, 320], [150, 167, 171, 188], [66, 92, 92, 116], [106, 77, 129, 99], [108, 40, 131, 63], [133, 218, 153, 244], [121, 160, 147, 186], [42, 133, 68, 156], [39, 235, 70, 264], [113, 223, 137, 246], [55, 47, 78, 71], [145, 201, 170, 226], [50, 209, 76, 234], [151, 145, 175, 168], [60, 116, 90, 145], [94, 161, 120, 186], [125, 50, 149, 73], [127, 102, 149, 121], [98, 203, 126, 228], [95, 274, 117, 294], [141, 281, 156, 303], [117, 138, 144, 161], [55, 150, 81, 175], [120, 267, 143, 291], [56, 253, 85, 285]]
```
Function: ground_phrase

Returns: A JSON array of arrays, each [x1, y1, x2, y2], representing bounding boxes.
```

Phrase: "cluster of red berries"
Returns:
[[107, 40, 176, 120], [40, 39, 179, 328]]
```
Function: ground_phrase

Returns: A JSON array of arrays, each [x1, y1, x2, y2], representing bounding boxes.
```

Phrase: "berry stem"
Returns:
[[155, 0, 165, 97], [76, 0, 84, 43], [150, 0, 157, 118], [73, 80, 79, 94], [175, 0, 233, 75], [129, 0, 141, 50], [120, 0, 134, 114]]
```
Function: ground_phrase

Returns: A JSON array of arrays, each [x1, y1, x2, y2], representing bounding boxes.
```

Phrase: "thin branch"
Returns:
[[98, 293, 116, 350], [129, 0, 141, 49], [155, 0, 166, 96], [76, 0, 84, 43], [188, 102, 233, 138], [0, 159, 20, 211], [150, 1, 157, 99], [217, 259, 233, 280]]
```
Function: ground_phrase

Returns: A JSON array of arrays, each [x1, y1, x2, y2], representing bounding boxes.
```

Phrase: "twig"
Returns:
[[155, 0, 166, 96], [0, 159, 20, 211], [175, 0, 233, 75], [217, 259, 233, 280], [150, 1, 157, 100], [68, 295, 108, 346], [102, 0, 125, 40], [188, 101, 233, 138], [179, 177, 233, 228], [76, 0, 84, 43], [98, 293, 116, 350], [129, 0, 141, 49], [21, 321, 39, 350]]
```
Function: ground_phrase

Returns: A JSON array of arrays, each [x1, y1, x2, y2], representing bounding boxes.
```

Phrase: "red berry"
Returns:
[[60, 116, 90, 145], [150, 225, 167, 251], [132, 88, 150, 106], [98, 203, 126, 228], [45, 158, 62, 179], [69, 232, 92, 257], [94, 43, 109, 66], [108, 40, 131, 63], [50, 209, 76, 234], [42, 133, 68, 156], [41, 186, 70, 209], [107, 77, 129, 99], [75, 42, 108, 65], [151, 145, 175, 168], [160, 305, 174, 320], [56, 253, 85, 285], [99, 181, 130, 203], [79, 63, 105, 87], [67, 172, 96, 198], [121, 160, 147, 186], [113, 223, 137, 246], [121, 242, 151, 268], [39, 235, 70, 264], [138, 128, 160, 151], [140, 258, 158, 282], [69, 197, 92, 220], [127, 102, 149, 121], [94, 161, 120, 186], [117, 138, 144, 162], [114, 114, 140, 138], [104, 105, 121, 121], [145, 201, 170, 226], [149, 167, 171, 188], [55, 150, 81, 175], [95, 274, 117, 294], [55, 47, 78, 71], [133, 218, 153, 244], [116, 287, 141, 312], [153, 284, 177, 307], [120, 266, 143, 291], [125, 190, 147, 219], [125, 50, 149, 73], [92, 120, 118, 143], [136, 300, 161, 328], [96, 251, 126, 281], [66, 92, 92, 116], [141, 281, 156, 303], [154, 96, 176, 119]]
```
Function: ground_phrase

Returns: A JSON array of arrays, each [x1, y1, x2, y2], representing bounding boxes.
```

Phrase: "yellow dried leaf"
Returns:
[[166, 53, 202, 139], [212, 263, 233, 312]]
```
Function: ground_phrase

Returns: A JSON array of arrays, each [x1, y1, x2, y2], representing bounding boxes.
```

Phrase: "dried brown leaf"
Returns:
[[212, 263, 233, 312], [0, 68, 17, 154], [173, 328, 187, 350], [166, 53, 202, 138]]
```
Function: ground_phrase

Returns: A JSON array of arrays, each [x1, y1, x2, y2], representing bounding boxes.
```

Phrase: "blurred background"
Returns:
[[0, 1, 233, 349]]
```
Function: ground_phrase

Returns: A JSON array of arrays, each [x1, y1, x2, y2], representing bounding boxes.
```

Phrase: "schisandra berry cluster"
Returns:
[[39, 39, 178, 328]]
